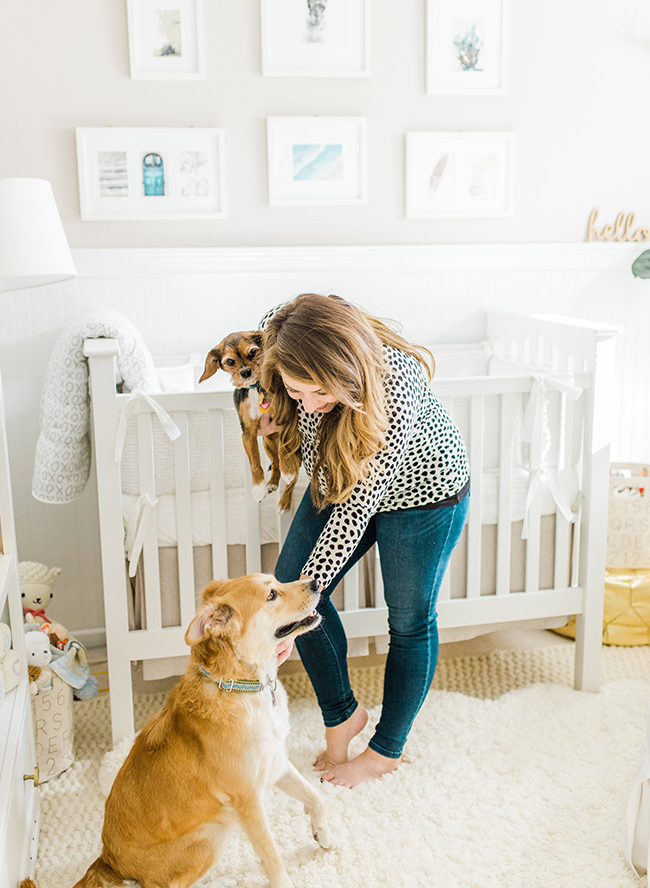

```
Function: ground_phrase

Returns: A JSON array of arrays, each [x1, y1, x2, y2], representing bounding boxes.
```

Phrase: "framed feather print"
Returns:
[[405, 132, 514, 219], [426, 0, 508, 96]]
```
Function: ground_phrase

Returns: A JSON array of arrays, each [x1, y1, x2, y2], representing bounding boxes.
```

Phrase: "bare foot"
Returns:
[[320, 746, 401, 789], [313, 705, 368, 771]]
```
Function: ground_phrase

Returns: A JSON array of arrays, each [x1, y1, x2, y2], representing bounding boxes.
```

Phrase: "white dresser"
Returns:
[[0, 366, 40, 887]]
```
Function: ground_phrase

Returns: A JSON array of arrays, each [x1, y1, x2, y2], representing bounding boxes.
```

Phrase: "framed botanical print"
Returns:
[[426, 0, 508, 95], [127, 0, 205, 79], [261, 0, 370, 77]]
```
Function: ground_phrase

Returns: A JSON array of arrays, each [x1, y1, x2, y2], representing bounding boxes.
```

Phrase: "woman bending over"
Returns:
[[260, 293, 470, 788]]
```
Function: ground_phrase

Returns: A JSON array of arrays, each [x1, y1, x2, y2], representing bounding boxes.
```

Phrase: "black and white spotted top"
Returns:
[[261, 312, 470, 591]]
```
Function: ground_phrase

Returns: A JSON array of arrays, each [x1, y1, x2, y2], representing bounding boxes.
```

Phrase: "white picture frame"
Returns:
[[76, 127, 226, 221], [267, 117, 367, 206], [261, 0, 370, 77], [405, 132, 514, 219], [426, 0, 508, 96], [127, 0, 205, 80]]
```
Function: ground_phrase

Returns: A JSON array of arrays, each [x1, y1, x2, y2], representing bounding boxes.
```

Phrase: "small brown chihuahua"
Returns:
[[200, 331, 297, 513]]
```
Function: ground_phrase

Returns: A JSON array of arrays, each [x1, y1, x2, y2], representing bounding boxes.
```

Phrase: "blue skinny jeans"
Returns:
[[274, 488, 470, 759]]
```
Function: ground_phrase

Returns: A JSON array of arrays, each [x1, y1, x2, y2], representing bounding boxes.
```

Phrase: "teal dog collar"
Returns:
[[198, 665, 277, 705]]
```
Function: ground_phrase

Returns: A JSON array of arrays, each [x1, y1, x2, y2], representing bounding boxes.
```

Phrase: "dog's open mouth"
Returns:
[[275, 610, 321, 639]]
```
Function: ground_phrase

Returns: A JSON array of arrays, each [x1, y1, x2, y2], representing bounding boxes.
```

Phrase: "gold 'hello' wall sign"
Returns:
[[587, 208, 650, 243]]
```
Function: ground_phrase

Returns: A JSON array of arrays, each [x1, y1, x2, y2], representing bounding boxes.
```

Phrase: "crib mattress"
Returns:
[[122, 465, 578, 549]]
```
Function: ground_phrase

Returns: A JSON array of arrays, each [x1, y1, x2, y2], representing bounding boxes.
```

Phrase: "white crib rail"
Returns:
[[486, 311, 621, 692]]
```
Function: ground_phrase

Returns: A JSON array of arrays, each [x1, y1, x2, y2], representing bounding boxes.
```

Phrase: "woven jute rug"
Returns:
[[280, 642, 650, 710], [35, 643, 650, 888]]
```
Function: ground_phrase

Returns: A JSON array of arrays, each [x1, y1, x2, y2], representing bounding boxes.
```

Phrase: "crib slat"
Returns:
[[496, 393, 514, 596], [137, 412, 162, 631], [466, 395, 483, 599], [208, 409, 228, 580], [172, 411, 196, 627], [243, 468, 262, 574], [437, 394, 453, 604], [555, 390, 579, 587], [279, 499, 292, 547], [374, 545, 386, 608], [344, 563, 360, 612], [371, 547, 389, 651], [524, 388, 542, 595]]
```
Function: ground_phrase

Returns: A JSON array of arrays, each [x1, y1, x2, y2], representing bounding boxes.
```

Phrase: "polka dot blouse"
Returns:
[[260, 310, 470, 591]]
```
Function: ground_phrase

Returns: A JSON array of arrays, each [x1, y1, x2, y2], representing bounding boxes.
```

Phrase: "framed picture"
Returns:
[[76, 127, 226, 220], [405, 132, 514, 219], [261, 0, 370, 77], [426, 0, 508, 95], [127, 0, 205, 79], [267, 117, 367, 206]]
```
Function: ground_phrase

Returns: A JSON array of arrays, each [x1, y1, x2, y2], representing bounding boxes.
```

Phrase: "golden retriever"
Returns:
[[73, 575, 331, 888]]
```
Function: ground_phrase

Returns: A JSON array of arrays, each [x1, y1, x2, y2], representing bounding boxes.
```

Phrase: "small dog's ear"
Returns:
[[199, 348, 222, 383], [200, 579, 226, 603], [185, 601, 239, 646], [251, 331, 264, 348]]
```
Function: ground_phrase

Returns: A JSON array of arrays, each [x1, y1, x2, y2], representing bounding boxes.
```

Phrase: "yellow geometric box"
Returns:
[[554, 568, 650, 646]]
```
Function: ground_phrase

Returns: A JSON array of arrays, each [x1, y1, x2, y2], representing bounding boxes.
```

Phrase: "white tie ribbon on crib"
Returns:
[[124, 493, 158, 577], [114, 389, 181, 463], [521, 373, 582, 540]]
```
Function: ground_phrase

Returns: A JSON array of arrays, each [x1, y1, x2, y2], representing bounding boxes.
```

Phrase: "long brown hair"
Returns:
[[261, 293, 434, 508]]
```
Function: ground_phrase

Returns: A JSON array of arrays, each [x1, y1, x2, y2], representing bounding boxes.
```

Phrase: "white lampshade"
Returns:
[[0, 178, 76, 292]]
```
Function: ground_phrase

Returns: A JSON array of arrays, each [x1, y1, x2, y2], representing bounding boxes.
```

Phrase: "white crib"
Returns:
[[85, 310, 619, 744]]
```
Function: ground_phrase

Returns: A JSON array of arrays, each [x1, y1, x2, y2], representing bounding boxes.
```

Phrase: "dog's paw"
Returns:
[[312, 822, 333, 850], [281, 472, 298, 485], [252, 482, 268, 502], [267, 481, 279, 494]]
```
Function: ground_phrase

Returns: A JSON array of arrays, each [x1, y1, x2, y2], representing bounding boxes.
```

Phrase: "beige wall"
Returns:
[[1, 0, 649, 248]]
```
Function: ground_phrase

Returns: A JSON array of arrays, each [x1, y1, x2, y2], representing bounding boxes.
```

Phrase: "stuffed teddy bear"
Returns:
[[24, 630, 53, 695], [0, 623, 21, 704], [19, 561, 70, 648]]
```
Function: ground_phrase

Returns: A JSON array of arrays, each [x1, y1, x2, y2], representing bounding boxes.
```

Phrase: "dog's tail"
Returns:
[[72, 857, 125, 888]]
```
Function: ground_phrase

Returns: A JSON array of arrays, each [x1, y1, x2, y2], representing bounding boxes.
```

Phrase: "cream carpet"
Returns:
[[36, 644, 650, 888]]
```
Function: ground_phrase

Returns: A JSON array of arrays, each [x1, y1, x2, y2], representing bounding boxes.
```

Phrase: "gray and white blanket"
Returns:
[[32, 309, 159, 504]]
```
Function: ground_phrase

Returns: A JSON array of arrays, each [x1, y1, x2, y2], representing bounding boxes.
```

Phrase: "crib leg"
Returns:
[[107, 652, 135, 744], [573, 444, 610, 694], [573, 610, 602, 693]]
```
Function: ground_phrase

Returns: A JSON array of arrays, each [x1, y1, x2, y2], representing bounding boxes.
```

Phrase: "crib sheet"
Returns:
[[122, 465, 579, 549]]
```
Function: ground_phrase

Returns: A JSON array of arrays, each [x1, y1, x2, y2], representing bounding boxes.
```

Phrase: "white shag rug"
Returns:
[[36, 678, 649, 888]]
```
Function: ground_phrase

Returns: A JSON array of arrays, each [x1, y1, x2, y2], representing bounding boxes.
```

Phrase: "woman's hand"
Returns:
[[258, 414, 280, 436], [275, 637, 295, 666]]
